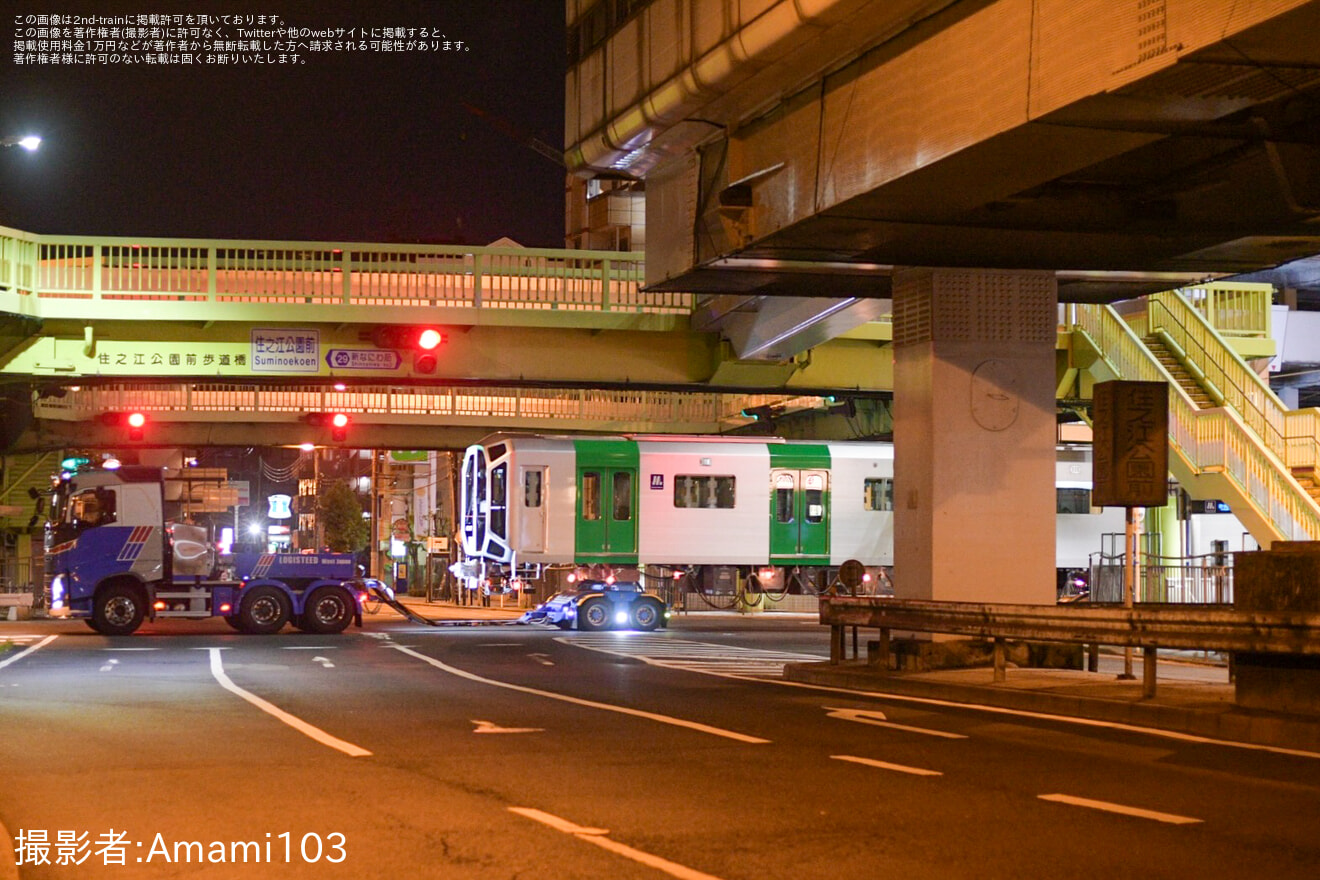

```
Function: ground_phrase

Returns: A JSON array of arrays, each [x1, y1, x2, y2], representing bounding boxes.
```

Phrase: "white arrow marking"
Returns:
[[824, 706, 967, 739], [471, 719, 544, 735], [528, 653, 555, 666], [312, 656, 335, 668]]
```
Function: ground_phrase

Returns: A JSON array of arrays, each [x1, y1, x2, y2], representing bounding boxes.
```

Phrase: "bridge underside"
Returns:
[[623, 1, 1320, 303]]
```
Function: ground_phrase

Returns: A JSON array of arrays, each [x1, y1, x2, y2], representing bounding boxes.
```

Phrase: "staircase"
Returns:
[[0, 451, 57, 530], [1141, 334, 1216, 409], [1073, 289, 1320, 546]]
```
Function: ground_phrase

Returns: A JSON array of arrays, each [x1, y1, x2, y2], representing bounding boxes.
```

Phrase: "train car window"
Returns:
[[805, 488, 825, 523], [582, 472, 601, 520], [672, 475, 736, 508], [490, 464, 508, 537], [864, 477, 894, 511], [1057, 487, 1091, 514], [524, 470, 543, 508], [612, 472, 633, 521], [775, 487, 794, 523]]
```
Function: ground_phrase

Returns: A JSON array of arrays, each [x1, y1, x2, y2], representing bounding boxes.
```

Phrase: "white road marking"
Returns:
[[824, 706, 967, 739], [99, 658, 119, 673], [528, 653, 555, 666], [0, 634, 57, 671], [472, 719, 544, 734], [561, 634, 822, 680], [312, 656, 335, 668], [832, 755, 943, 777], [205, 648, 370, 757], [389, 644, 769, 744], [510, 807, 727, 880], [1039, 793, 1202, 825], [755, 676, 1320, 760]]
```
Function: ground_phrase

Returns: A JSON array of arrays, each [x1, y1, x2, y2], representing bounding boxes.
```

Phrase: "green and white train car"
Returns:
[[459, 434, 896, 592]]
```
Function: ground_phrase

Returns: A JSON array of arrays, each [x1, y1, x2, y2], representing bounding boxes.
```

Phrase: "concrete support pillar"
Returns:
[[892, 268, 1058, 605]]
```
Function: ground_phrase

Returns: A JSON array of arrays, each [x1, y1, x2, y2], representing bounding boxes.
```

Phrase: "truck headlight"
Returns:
[[50, 574, 66, 609]]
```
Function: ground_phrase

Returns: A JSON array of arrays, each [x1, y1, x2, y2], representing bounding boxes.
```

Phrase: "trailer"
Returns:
[[44, 465, 365, 636]]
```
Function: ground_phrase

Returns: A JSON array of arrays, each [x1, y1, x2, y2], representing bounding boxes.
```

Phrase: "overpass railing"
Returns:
[[31, 382, 787, 428], [0, 225, 686, 317]]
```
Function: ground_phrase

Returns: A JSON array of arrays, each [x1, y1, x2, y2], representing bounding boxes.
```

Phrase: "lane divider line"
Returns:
[[1038, 793, 1202, 825], [206, 648, 371, 757], [832, 754, 943, 776], [0, 634, 57, 671], [389, 644, 769, 744], [510, 807, 727, 880], [824, 706, 968, 739]]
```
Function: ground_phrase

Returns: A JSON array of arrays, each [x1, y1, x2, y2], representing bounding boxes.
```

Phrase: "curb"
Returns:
[[782, 662, 1320, 754]]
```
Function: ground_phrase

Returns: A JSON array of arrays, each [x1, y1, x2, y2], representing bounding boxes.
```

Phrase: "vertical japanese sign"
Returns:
[[1092, 380, 1169, 508]]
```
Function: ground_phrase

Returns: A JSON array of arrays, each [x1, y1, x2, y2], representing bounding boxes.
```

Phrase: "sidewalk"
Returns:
[[782, 659, 1320, 754]]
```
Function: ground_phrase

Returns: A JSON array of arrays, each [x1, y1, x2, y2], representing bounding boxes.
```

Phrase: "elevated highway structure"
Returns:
[[564, 0, 1320, 604]]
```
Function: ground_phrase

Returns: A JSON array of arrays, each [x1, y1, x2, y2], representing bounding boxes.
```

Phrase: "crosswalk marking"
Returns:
[[560, 634, 822, 680]]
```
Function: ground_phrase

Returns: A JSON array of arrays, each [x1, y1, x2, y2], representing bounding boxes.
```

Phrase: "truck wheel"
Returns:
[[302, 586, 353, 634], [631, 601, 662, 632], [577, 597, 610, 631], [238, 586, 291, 635], [224, 616, 246, 632], [91, 583, 146, 636]]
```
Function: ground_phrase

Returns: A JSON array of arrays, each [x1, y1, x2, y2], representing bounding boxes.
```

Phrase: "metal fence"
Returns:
[[1089, 552, 1234, 604]]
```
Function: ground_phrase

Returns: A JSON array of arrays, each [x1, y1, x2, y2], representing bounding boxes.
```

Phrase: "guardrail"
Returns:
[[819, 596, 1320, 697]]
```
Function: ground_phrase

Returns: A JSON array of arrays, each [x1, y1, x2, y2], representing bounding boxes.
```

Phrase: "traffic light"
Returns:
[[127, 412, 147, 441], [371, 325, 446, 374], [99, 411, 147, 441], [330, 412, 350, 442], [304, 412, 351, 442]]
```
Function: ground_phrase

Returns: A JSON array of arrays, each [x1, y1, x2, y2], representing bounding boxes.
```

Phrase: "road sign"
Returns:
[[325, 349, 401, 370]]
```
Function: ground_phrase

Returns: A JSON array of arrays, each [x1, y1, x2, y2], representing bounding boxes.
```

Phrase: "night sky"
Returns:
[[0, 1, 566, 247]]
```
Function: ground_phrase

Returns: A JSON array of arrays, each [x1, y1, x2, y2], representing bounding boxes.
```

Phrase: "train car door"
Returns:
[[520, 466, 546, 553], [768, 445, 831, 565], [573, 439, 639, 564]]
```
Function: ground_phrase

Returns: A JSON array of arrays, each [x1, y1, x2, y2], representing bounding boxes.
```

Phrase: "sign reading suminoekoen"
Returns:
[[251, 328, 320, 373]]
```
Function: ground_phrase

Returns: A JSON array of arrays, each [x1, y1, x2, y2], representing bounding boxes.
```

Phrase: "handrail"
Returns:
[[1073, 301, 1320, 543], [0, 224, 686, 318], [1149, 291, 1320, 472]]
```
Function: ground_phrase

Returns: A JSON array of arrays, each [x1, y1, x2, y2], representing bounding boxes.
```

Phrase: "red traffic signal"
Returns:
[[330, 412, 350, 442], [371, 325, 446, 374], [99, 411, 148, 440]]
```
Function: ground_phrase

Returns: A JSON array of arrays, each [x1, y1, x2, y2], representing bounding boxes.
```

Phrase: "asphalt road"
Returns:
[[0, 616, 1314, 879]]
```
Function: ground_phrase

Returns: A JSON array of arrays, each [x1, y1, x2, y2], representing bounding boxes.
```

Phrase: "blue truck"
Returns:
[[44, 465, 365, 636]]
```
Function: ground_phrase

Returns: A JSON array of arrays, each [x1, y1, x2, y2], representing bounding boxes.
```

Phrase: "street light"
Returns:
[[1, 135, 41, 151]]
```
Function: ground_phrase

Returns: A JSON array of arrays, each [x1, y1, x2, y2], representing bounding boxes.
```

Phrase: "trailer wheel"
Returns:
[[238, 586, 291, 635], [631, 600, 662, 632], [577, 597, 610, 631], [224, 616, 245, 632], [302, 586, 353, 634], [91, 582, 146, 636]]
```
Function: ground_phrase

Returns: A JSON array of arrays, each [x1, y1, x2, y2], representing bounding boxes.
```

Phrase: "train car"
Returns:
[[456, 433, 1243, 598]]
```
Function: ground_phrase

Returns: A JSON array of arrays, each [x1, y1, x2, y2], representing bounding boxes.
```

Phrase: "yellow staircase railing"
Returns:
[[1073, 293, 1320, 547]]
